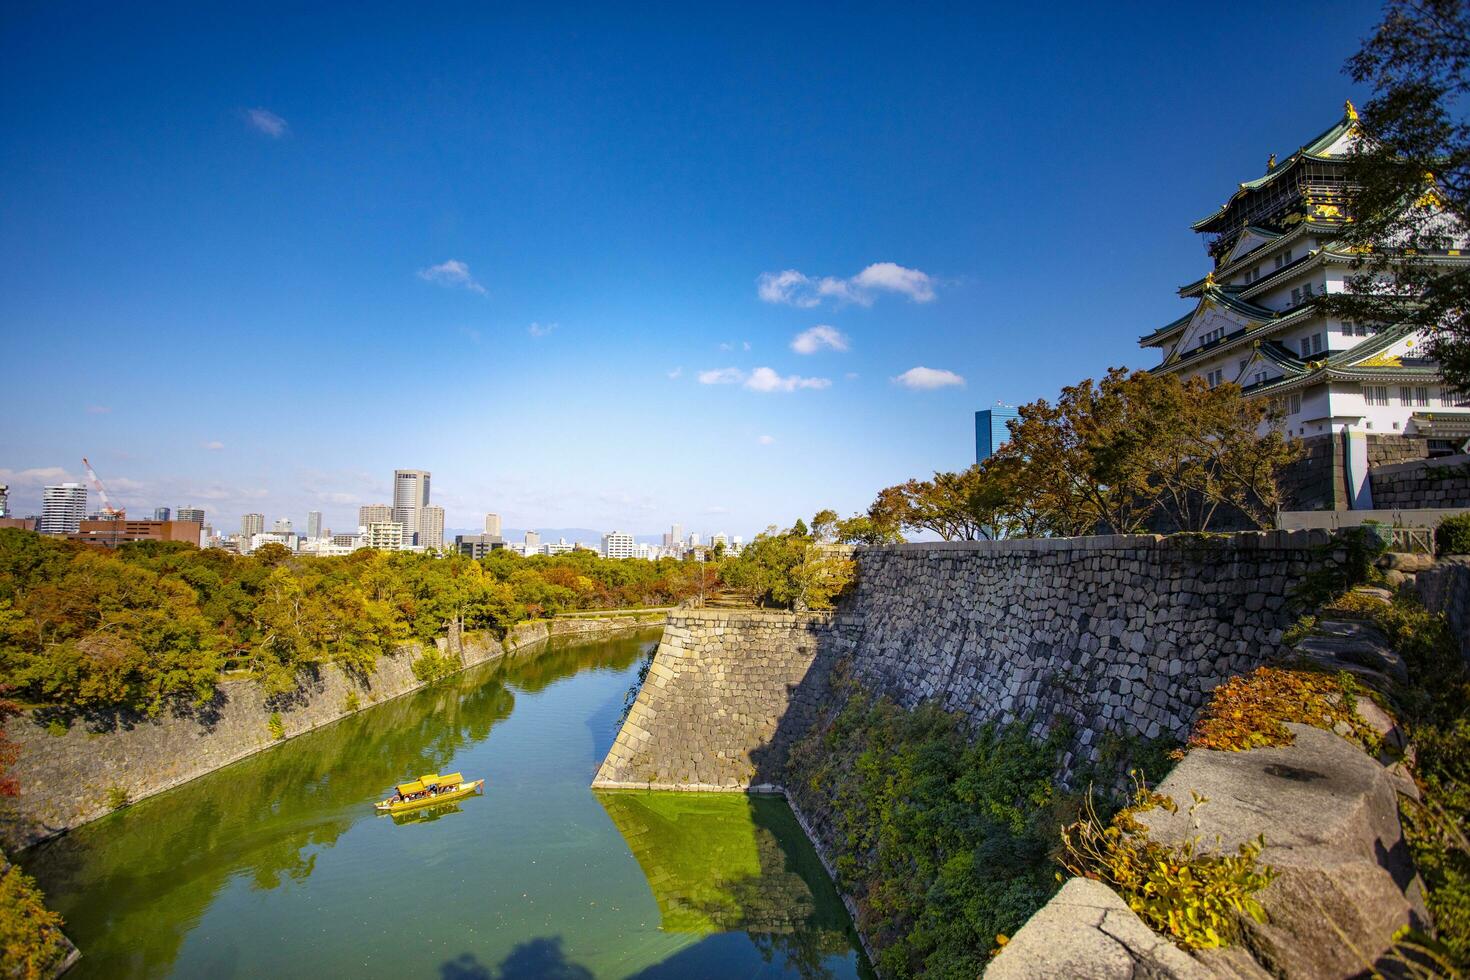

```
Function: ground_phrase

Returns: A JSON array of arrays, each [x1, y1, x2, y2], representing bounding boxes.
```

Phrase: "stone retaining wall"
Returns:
[[1370, 452, 1470, 509], [1419, 555, 1470, 659], [595, 531, 1330, 791], [5, 614, 656, 850]]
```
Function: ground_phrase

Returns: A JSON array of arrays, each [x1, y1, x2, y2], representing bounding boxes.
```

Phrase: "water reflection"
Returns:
[[596, 792, 870, 979], [19, 632, 650, 979], [391, 802, 467, 826]]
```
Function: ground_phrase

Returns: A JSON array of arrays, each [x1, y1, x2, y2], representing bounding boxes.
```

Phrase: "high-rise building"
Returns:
[[359, 503, 393, 529], [153, 506, 171, 521], [242, 512, 265, 539], [416, 505, 445, 549], [601, 531, 636, 560], [0, 484, 8, 517], [40, 483, 88, 535], [177, 507, 205, 526], [393, 469, 431, 541], [484, 513, 502, 537], [975, 406, 1020, 463], [671, 523, 683, 546], [1141, 100, 1470, 507], [524, 530, 541, 549], [273, 517, 293, 534], [307, 511, 323, 539], [365, 521, 404, 550], [455, 534, 505, 559]]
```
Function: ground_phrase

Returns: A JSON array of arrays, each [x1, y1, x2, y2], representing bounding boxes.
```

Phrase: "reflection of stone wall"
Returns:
[[595, 790, 853, 944], [6, 617, 655, 850], [596, 532, 1330, 791]]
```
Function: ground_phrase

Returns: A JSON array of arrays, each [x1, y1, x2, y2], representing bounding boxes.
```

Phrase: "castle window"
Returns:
[[1292, 287, 1302, 304], [1399, 386, 1414, 406], [1288, 393, 1302, 414], [1312, 333, 1323, 354], [1365, 386, 1389, 406], [1414, 386, 1430, 407]]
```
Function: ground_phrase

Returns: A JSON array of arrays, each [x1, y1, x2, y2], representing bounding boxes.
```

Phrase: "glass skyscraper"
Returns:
[[975, 406, 1019, 464]]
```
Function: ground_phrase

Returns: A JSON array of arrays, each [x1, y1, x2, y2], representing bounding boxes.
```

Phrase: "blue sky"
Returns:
[[0, 1, 1387, 538]]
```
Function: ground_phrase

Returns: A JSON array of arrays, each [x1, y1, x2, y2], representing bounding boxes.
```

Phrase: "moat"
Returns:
[[18, 631, 871, 979]]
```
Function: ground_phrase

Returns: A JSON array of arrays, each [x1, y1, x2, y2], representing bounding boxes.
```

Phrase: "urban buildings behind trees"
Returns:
[[40, 483, 87, 535], [975, 405, 1019, 463]]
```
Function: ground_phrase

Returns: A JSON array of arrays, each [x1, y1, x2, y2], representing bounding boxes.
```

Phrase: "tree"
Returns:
[[1324, 0, 1470, 389]]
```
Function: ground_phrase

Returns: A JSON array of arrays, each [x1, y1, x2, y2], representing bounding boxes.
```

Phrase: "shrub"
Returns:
[[1059, 787, 1276, 949], [44, 718, 66, 738], [1435, 513, 1470, 556], [410, 649, 458, 683], [785, 682, 1075, 977], [342, 692, 360, 713], [104, 785, 130, 810], [0, 862, 70, 979], [1184, 666, 1381, 756], [267, 712, 285, 741]]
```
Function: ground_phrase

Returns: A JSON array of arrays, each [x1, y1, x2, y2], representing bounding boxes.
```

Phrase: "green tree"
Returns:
[[1323, 0, 1470, 389]]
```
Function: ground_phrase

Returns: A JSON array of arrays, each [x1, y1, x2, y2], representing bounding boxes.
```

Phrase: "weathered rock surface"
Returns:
[[987, 878, 1213, 980]]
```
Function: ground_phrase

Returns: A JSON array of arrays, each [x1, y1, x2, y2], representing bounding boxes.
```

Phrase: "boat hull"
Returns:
[[375, 780, 484, 814]]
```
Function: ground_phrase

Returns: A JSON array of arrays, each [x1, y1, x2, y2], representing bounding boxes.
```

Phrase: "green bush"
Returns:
[[266, 712, 285, 741], [786, 682, 1075, 977], [1435, 513, 1470, 556], [104, 785, 130, 810], [0, 862, 70, 979]]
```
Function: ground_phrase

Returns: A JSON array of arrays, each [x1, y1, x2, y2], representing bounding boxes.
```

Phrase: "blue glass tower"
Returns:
[[975, 406, 1019, 464]]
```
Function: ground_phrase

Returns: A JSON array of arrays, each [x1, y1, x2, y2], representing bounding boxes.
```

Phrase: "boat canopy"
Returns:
[[416, 773, 441, 785], [439, 772, 464, 786], [396, 780, 426, 795]]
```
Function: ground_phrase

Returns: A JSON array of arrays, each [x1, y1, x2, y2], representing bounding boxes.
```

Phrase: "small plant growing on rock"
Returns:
[[105, 785, 130, 810], [1059, 783, 1277, 949], [45, 718, 68, 738], [342, 692, 360, 713], [1183, 666, 1382, 756], [267, 712, 285, 741]]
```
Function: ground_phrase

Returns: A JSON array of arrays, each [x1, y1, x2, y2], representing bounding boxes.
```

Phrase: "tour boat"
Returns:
[[374, 772, 485, 815]]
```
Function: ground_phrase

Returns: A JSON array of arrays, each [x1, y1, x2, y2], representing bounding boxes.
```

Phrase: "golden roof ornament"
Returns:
[[1203, 271, 1216, 289], [1345, 99, 1359, 122], [1266, 153, 1277, 173]]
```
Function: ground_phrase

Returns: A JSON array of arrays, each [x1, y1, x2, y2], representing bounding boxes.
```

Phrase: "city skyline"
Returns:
[[0, 3, 1387, 536]]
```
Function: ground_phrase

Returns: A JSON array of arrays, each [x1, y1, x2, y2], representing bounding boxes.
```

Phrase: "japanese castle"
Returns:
[[1140, 101, 1470, 508]]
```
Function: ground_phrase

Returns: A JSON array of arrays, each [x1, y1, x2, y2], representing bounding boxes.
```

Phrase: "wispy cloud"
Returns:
[[893, 366, 965, 390], [791, 325, 849, 354], [86, 405, 112, 415], [667, 367, 683, 380], [757, 262, 936, 308], [418, 259, 487, 295], [698, 367, 744, 385], [246, 107, 288, 138], [0, 466, 71, 489], [458, 326, 482, 344], [697, 366, 831, 392], [758, 434, 776, 445], [528, 321, 556, 338], [202, 440, 225, 451]]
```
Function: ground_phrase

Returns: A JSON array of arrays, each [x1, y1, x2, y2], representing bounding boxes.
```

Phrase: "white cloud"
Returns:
[[203, 440, 225, 450], [667, 367, 683, 379], [893, 366, 965, 390], [845, 372, 860, 381], [757, 262, 937, 307], [698, 367, 744, 385], [758, 434, 776, 445], [86, 405, 112, 415], [0, 467, 71, 489], [791, 325, 849, 354], [528, 321, 556, 337], [743, 341, 751, 351], [852, 262, 936, 302], [698, 366, 830, 392], [744, 367, 830, 392], [246, 108, 288, 138], [418, 259, 487, 295]]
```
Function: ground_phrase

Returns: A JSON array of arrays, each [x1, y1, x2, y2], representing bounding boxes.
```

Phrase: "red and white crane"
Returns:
[[81, 457, 125, 520]]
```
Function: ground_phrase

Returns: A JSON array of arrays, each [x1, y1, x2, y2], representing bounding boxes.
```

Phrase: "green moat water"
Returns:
[[20, 631, 871, 979]]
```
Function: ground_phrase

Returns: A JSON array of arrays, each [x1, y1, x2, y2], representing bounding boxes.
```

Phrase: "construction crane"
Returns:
[[81, 457, 125, 520]]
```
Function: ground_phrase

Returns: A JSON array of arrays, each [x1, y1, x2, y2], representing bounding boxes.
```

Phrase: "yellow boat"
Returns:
[[374, 772, 485, 815]]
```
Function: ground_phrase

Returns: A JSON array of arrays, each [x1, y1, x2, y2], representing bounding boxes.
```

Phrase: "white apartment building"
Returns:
[[416, 505, 445, 549], [242, 512, 265, 539], [365, 521, 404, 551], [307, 511, 323, 539], [601, 531, 636, 559], [359, 503, 393, 528], [484, 513, 502, 536], [541, 538, 574, 556], [40, 483, 87, 535]]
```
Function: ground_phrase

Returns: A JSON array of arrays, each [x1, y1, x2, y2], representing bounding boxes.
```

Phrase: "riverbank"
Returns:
[[3, 612, 664, 850]]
